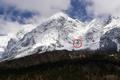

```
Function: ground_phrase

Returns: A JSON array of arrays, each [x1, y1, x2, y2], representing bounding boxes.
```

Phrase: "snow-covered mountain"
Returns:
[[1, 12, 120, 61], [3, 12, 86, 59], [0, 24, 36, 60]]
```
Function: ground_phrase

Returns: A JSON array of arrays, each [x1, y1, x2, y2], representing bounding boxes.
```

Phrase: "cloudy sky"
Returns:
[[0, 0, 120, 35]]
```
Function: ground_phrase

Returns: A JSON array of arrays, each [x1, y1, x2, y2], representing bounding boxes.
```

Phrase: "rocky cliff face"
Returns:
[[100, 28, 120, 52]]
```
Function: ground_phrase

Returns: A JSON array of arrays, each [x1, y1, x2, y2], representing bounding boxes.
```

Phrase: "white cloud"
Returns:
[[3, 0, 70, 18], [0, 0, 71, 35], [0, 18, 23, 35], [86, 0, 120, 17]]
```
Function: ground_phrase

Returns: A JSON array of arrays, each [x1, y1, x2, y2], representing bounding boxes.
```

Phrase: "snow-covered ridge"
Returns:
[[1, 12, 120, 61], [50, 12, 70, 19]]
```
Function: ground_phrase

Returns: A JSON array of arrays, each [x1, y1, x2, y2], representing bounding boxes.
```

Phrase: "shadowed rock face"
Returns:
[[100, 28, 120, 52]]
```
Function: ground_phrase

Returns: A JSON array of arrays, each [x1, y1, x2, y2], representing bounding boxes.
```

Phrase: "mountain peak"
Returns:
[[51, 12, 68, 18], [49, 12, 72, 20]]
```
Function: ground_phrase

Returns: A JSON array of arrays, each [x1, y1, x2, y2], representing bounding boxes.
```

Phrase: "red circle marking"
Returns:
[[73, 36, 82, 48]]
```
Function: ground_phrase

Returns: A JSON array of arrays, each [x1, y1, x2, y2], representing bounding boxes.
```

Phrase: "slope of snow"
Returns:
[[13, 24, 37, 40], [84, 17, 107, 50], [0, 23, 37, 59], [0, 35, 12, 51]]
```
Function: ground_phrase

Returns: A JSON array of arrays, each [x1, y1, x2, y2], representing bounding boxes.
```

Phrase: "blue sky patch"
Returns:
[[0, 0, 93, 24]]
